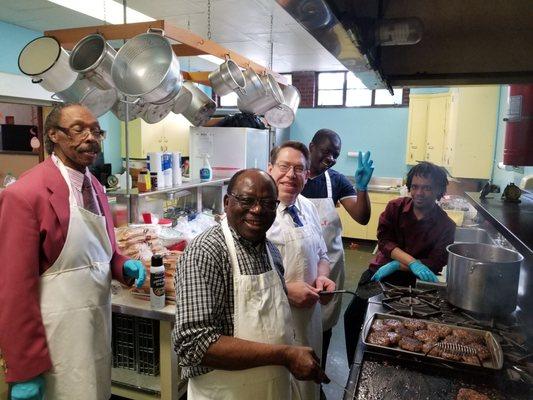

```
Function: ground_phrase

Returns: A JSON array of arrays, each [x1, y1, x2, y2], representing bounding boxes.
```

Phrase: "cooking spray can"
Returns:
[[150, 254, 165, 309]]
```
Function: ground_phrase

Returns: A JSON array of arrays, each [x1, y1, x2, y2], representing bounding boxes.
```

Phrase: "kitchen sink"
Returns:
[[454, 227, 494, 244]]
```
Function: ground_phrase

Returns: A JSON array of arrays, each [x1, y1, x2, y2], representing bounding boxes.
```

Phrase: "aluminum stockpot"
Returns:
[[181, 81, 216, 127], [171, 85, 193, 115], [69, 33, 117, 90], [112, 95, 147, 121], [55, 77, 118, 117], [208, 59, 246, 97], [18, 36, 78, 93], [111, 30, 182, 104], [264, 85, 301, 128], [446, 242, 523, 315], [238, 72, 283, 115], [236, 68, 268, 113]]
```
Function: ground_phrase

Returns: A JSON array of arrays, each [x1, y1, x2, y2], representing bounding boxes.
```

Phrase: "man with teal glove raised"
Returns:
[[344, 162, 456, 365], [301, 129, 373, 369], [0, 104, 146, 400]]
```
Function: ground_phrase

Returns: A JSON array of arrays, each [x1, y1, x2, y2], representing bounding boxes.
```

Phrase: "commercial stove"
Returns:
[[343, 283, 533, 399]]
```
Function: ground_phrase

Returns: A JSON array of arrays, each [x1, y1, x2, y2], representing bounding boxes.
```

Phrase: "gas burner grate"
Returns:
[[380, 282, 443, 318]]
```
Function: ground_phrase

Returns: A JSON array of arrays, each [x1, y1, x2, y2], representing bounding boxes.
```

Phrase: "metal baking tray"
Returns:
[[362, 312, 504, 370]]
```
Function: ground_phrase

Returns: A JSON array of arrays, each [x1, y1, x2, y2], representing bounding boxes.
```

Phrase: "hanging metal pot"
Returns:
[[69, 33, 117, 90], [236, 68, 267, 113], [171, 85, 193, 115], [141, 101, 175, 124], [112, 95, 147, 122], [54, 77, 118, 117], [265, 85, 301, 128], [237, 72, 283, 115], [18, 36, 78, 93], [111, 29, 182, 104], [208, 58, 246, 97], [181, 81, 217, 127]]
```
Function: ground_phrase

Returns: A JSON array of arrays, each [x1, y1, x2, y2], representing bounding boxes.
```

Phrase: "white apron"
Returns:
[[274, 210, 323, 400], [187, 218, 294, 400], [40, 158, 113, 400], [307, 171, 345, 331]]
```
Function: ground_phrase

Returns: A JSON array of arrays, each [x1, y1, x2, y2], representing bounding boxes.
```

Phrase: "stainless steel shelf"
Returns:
[[109, 177, 230, 198]]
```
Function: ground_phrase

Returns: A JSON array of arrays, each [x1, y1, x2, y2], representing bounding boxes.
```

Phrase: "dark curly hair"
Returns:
[[406, 161, 448, 200]]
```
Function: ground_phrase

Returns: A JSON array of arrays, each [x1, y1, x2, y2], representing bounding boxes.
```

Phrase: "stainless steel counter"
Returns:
[[112, 287, 175, 322]]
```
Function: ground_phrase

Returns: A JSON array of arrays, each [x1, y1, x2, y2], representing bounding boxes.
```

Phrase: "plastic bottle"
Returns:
[[3, 172, 16, 187], [199, 153, 212, 182], [150, 254, 165, 310]]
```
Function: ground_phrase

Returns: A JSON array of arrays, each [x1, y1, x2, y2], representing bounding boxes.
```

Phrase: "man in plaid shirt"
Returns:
[[174, 168, 329, 399]]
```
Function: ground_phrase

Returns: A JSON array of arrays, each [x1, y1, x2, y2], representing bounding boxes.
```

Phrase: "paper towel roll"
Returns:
[[147, 152, 163, 172]]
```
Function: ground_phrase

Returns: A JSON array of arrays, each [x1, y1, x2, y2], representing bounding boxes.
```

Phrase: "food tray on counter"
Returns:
[[362, 313, 503, 370]]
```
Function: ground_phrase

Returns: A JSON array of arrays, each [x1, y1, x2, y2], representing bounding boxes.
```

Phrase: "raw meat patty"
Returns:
[[398, 336, 423, 352], [403, 318, 427, 331]]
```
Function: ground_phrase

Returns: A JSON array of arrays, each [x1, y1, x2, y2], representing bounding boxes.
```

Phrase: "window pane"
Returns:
[[318, 72, 344, 89], [375, 88, 403, 105], [220, 91, 238, 107], [281, 73, 292, 85], [346, 89, 372, 106], [318, 89, 343, 106], [346, 72, 367, 89]]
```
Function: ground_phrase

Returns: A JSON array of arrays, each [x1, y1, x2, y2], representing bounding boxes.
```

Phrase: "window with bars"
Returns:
[[317, 71, 407, 107]]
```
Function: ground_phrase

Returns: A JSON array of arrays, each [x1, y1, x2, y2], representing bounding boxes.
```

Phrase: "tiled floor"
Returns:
[[112, 240, 376, 400], [322, 240, 376, 400]]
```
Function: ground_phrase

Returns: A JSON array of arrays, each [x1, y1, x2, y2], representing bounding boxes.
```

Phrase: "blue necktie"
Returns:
[[286, 205, 303, 227]]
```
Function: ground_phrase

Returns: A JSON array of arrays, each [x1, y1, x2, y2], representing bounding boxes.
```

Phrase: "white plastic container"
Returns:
[[150, 254, 165, 310]]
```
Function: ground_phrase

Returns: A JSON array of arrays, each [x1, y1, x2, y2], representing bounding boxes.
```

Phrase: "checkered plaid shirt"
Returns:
[[172, 224, 286, 378]]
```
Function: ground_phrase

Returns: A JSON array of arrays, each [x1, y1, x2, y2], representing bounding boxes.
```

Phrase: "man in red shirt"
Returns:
[[343, 162, 456, 364]]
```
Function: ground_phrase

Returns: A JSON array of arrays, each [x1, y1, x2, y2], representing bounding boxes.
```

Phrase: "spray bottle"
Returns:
[[150, 254, 165, 309], [199, 153, 212, 182]]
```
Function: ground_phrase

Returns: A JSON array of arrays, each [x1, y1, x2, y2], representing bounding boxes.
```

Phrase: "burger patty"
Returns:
[[367, 331, 392, 347], [452, 329, 484, 344], [470, 342, 491, 361], [394, 326, 415, 338], [398, 336, 423, 352], [403, 318, 427, 331], [383, 319, 403, 329], [414, 329, 441, 343], [456, 388, 491, 400], [387, 331, 401, 345], [422, 341, 443, 357], [462, 355, 483, 365], [427, 323, 452, 338], [441, 350, 464, 361], [371, 319, 392, 332]]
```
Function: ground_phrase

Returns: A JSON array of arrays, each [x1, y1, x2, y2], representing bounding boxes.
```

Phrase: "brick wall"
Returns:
[[291, 71, 316, 108]]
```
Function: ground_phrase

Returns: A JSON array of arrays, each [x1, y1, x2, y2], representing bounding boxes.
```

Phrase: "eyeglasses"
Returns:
[[229, 193, 280, 211], [274, 162, 307, 175], [55, 125, 106, 140]]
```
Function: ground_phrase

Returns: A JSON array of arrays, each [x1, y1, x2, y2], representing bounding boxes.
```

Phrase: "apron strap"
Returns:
[[325, 170, 333, 199]]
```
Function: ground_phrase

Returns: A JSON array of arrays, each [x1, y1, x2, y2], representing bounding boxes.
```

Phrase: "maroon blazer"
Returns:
[[0, 157, 129, 382]]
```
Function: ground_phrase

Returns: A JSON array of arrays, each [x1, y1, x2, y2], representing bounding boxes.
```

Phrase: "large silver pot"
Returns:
[[181, 81, 216, 127], [55, 78, 118, 117], [111, 29, 182, 104], [18, 36, 78, 93], [264, 85, 301, 128], [236, 68, 267, 112], [238, 72, 283, 115], [69, 34, 117, 90], [112, 95, 147, 122], [208, 59, 245, 97], [446, 243, 523, 315]]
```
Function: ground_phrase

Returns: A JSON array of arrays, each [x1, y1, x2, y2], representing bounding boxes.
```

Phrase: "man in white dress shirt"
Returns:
[[267, 141, 336, 400]]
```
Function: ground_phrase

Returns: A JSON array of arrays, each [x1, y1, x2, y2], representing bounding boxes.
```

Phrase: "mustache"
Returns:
[[76, 143, 101, 153]]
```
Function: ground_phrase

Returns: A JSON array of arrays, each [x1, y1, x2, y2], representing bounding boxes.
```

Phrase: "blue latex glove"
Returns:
[[371, 260, 400, 282], [124, 260, 146, 288], [408, 260, 439, 282], [11, 375, 45, 400], [355, 151, 374, 191]]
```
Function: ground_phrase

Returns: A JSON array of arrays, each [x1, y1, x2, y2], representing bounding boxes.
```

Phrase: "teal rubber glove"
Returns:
[[371, 260, 400, 282], [124, 259, 146, 288], [11, 375, 45, 400], [408, 260, 438, 282], [355, 151, 374, 191]]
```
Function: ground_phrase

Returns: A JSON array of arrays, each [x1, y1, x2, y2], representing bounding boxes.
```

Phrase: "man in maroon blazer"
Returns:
[[0, 103, 146, 400]]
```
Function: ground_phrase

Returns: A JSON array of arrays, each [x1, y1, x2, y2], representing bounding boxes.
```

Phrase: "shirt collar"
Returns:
[[228, 224, 266, 250], [51, 153, 89, 192], [280, 196, 302, 213]]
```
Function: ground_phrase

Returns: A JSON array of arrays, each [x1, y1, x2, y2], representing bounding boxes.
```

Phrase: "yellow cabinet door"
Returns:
[[120, 119, 167, 158], [425, 95, 449, 165], [366, 192, 400, 241], [337, 206, 367, 239], [405, 96, 428, 165], [163, 113, 192, 156]]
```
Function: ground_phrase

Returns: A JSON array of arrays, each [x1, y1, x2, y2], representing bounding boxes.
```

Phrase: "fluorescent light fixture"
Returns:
[[47, 0, 154, 24], [198, 55, 225, 66]]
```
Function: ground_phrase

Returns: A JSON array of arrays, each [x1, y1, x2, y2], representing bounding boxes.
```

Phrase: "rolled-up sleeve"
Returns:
[[173, 241, 225, 368], [377, 202, 400, 258]]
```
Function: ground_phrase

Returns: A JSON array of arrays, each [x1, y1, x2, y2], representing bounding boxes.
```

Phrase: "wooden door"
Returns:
[[405, 96, 428, 164]]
